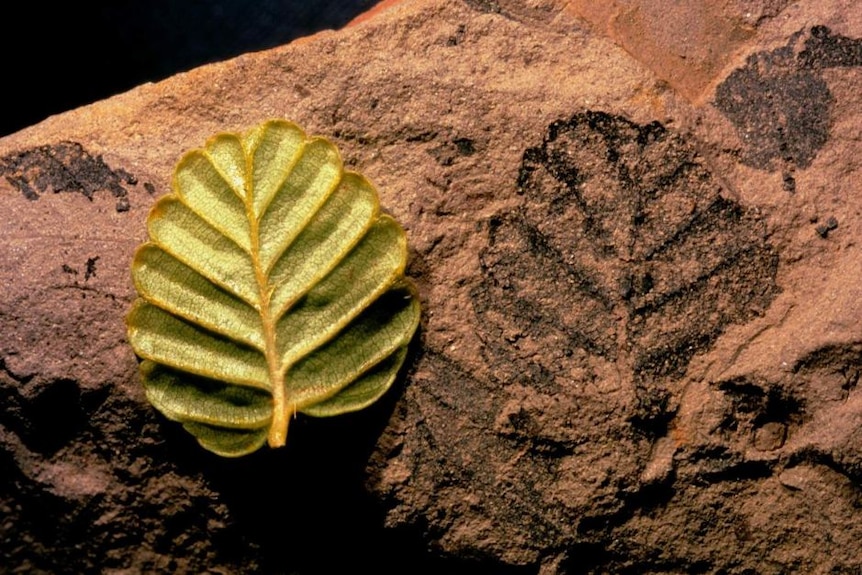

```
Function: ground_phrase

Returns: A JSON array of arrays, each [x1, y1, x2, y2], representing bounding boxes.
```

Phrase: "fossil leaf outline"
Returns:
[[473, 112, 778, 409], [126, 119, 420, 457]]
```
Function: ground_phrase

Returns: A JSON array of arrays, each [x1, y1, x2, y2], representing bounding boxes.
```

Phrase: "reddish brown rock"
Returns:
[[2, 0, 862, 573]]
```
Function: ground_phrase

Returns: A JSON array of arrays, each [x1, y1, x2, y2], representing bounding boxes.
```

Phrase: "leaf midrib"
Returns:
[[240, 141, 290, 449]]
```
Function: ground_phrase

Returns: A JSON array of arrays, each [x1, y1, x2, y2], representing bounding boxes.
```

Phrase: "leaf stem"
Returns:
[[263, 295, 288, 447]]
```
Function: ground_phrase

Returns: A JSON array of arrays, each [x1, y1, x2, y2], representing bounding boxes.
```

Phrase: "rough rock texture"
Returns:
[[2, 0, 862, 573]]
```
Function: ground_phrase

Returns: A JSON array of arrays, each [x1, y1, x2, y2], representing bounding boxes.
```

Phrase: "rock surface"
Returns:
[[2, 0, 862, 573]]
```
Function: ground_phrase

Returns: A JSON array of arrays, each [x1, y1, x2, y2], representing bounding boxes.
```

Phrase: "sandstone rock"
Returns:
[[1, 0, 861, 573]]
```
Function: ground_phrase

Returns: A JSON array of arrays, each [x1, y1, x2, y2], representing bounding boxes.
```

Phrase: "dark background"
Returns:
[[0, 0, 377, 137]]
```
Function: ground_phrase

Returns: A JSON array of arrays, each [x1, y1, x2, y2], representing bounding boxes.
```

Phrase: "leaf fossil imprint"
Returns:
[[126, 120, 420, 456]]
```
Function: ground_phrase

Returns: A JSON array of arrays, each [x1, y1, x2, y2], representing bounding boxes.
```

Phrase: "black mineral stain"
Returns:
[[429, 137, 479, 166], [799, 26, 862, 69], [0, 141, 138, 212], [815, 216, 839, 238], [715, 26, 862, 173], [473, 112, 779, 410], [84, 256, 100, 281], [446, 24, 467, 47]]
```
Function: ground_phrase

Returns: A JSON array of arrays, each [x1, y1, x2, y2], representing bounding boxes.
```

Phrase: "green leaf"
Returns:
[[126, 120, 420, 457]]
